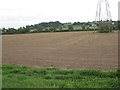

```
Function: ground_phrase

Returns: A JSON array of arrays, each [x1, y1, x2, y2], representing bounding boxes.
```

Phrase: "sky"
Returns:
[[0, 0, 119, 29], [118, 1, 120, 20]]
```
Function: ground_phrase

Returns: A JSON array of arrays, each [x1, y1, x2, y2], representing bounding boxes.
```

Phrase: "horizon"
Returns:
[[0, 0, 119, 29], [1, 20, 118, 29]]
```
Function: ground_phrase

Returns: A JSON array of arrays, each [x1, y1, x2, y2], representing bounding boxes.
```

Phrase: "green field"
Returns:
[[2, 64, 119, 88]]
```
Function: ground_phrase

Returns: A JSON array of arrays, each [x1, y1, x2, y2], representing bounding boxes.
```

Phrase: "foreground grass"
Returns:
[[2, 64, 119, 88]]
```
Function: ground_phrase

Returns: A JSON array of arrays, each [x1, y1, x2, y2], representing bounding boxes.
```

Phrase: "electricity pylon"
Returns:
[[94, 0, 113, 33]]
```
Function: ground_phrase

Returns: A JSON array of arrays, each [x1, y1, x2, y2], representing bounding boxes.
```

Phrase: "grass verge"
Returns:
[[2, 64, 119, 88]]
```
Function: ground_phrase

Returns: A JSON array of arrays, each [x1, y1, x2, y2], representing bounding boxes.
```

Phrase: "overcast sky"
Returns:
[[0, 0, 119, 29]]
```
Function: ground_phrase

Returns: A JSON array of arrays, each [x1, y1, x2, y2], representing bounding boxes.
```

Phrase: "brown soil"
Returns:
[[2, 31, 118, 70]]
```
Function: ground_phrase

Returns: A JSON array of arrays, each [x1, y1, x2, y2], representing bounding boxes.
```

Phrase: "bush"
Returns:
[[97, 22, 113, 33]]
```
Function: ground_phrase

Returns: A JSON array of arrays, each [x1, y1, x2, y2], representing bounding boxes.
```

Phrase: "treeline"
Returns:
[[2, 21, 63, 34], [1, 21, 120, 34]]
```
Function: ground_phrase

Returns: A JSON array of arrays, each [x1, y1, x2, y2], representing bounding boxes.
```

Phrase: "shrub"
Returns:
[[97, 22, 113, 33]]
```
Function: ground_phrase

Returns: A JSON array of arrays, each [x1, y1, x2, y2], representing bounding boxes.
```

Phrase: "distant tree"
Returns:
[[5, 28, 16, 34], [17, 27, 30, 34], [112, 21, 118, 30], [118, 21, 120, 30], [2, 28, 6, 33], [58, 26, 62, 30], [73, 22, 81, 25], [82, 24, 85, 30], [68, 25, 74, 31], [97, 22, 113, 33], [49, 27, 53, 31]]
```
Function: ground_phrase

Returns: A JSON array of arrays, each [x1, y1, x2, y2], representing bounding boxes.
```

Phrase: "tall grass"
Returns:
[[2, 64, 119, 88]]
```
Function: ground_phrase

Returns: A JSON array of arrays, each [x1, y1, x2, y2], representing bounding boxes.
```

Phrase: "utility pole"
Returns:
[[94, 0, 112, 33]]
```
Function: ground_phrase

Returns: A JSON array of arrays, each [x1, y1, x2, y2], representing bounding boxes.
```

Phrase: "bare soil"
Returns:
[[2, 31, 118, 70]]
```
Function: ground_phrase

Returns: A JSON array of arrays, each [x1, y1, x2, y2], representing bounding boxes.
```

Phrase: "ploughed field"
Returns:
[[2, 31, 118, 70]]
